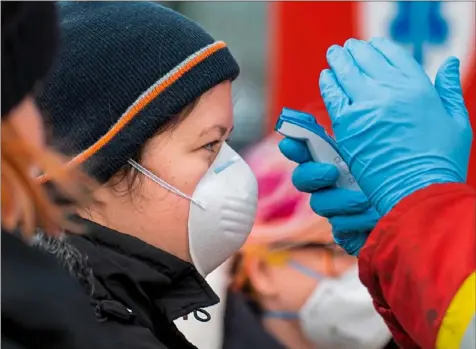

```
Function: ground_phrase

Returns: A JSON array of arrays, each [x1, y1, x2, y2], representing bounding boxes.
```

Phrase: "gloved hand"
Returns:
[[320, 37, 472, 216], [279, 137, 380, 256]]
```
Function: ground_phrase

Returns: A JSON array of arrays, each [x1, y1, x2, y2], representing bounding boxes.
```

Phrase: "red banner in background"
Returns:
[[266, 2, 476, 188]]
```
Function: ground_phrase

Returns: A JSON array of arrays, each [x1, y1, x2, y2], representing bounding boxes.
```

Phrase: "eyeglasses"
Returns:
[[266, 242, 356, 277]]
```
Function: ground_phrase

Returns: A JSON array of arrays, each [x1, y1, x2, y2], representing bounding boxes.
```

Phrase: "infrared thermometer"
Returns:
[[275, 108, 362, 191]]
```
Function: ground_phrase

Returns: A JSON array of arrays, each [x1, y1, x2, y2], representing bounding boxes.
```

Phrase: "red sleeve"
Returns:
[[358, 183, 476, 349]]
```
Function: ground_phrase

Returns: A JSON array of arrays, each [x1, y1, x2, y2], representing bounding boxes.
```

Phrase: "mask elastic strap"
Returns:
[[262, 311, 299, 320], [288, 260, 325, 280], [128, 159, 206, 209]]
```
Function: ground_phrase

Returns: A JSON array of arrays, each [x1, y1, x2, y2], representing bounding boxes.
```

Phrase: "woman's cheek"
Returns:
[[173, 153, 215, 194]]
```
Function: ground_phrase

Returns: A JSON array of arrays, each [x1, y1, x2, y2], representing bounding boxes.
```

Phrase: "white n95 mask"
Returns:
[[128, 143, 258, 277], [264, 264, 390, 349], [300, 265, 391, 349]]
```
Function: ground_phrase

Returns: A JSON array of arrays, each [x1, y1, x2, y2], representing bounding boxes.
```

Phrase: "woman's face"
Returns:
[[88, 81, 234, 261], [248, 245, 357, 313]]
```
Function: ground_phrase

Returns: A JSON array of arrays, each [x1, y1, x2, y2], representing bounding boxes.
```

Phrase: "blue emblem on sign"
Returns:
[[390, 1, 448, 65]]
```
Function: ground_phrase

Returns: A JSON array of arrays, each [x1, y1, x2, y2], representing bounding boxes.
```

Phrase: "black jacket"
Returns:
[[1, 230, 109, 349], [33, 217, 219, 349]]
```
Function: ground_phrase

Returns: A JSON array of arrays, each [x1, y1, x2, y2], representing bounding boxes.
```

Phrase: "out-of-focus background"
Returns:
[[160, 2, 476, 348], [159, 1, 475, 179]]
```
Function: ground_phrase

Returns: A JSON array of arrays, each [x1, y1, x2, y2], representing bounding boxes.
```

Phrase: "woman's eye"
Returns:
[[203, 140, 221, 152], [202, 138, 231, 153]]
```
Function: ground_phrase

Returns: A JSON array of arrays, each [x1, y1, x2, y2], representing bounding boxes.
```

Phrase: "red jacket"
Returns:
[[359, 183, 476, 349]]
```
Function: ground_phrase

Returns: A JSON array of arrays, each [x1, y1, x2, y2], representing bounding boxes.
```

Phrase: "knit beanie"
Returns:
[[1, 2, 59, 118], [36, 2, 240, 183]]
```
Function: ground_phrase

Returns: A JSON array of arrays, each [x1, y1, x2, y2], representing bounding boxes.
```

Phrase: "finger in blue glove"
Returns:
[[278, 137, 313, 163], [279, 137, 340, 192], [309, 187, 379, 256], [329, 207, 381, 256], [309, 188, 370, 216], [292, 163, 339, 193]]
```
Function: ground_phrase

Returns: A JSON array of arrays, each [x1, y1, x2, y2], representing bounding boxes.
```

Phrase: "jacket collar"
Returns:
[[68, 217, 219, 324]]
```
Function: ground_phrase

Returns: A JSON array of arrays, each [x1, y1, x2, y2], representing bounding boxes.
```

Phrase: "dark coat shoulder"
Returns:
[[1, 230, 109, 349]]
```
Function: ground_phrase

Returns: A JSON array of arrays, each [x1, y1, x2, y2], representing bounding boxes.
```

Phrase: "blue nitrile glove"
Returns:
[[320, 37, 472, 216], [279, 137, 380, 256]]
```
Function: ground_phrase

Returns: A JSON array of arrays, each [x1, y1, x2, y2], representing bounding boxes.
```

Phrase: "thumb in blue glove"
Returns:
[[435, 56, 469, 127], [279, 137, 380, 256]]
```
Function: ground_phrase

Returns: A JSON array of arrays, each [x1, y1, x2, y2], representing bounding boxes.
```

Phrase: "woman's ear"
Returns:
[[247, 257, 279, 299]]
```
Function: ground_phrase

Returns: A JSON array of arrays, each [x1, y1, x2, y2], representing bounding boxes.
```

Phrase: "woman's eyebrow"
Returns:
[[200, 125, 234, 137]]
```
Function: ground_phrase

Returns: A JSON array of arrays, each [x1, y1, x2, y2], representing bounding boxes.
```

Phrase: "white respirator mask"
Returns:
[[128, 143, 258, 276], [264, 264, 391, 349]]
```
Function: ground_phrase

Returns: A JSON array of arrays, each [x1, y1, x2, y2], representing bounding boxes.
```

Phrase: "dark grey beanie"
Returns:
[[37, 1, 239, 183], [2, 2, 59, 117]]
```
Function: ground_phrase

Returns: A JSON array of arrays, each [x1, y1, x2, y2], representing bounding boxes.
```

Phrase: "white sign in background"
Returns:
[[359, 1, 475, 82]]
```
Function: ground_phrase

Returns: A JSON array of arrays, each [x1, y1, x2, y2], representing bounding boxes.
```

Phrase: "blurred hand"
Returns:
[[320, 38, 472, 216], [279, 138, 380, 256]]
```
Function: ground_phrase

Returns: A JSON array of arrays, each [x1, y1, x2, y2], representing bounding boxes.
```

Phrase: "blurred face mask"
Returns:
[[129, 143, 258, 276], [264, 263, 391, 349]]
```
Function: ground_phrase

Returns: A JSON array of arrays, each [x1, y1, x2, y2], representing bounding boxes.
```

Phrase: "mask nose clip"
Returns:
[[213, 155, 240, 174]]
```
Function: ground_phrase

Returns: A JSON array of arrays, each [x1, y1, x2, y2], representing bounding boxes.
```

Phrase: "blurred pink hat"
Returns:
[[242, 134, 332, 248]]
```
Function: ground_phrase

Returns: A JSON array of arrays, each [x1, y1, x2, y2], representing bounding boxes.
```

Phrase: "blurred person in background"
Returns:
[[1, 2, 109, 349], [223, 135, 396, 349], [33, 2, 258, 348]]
